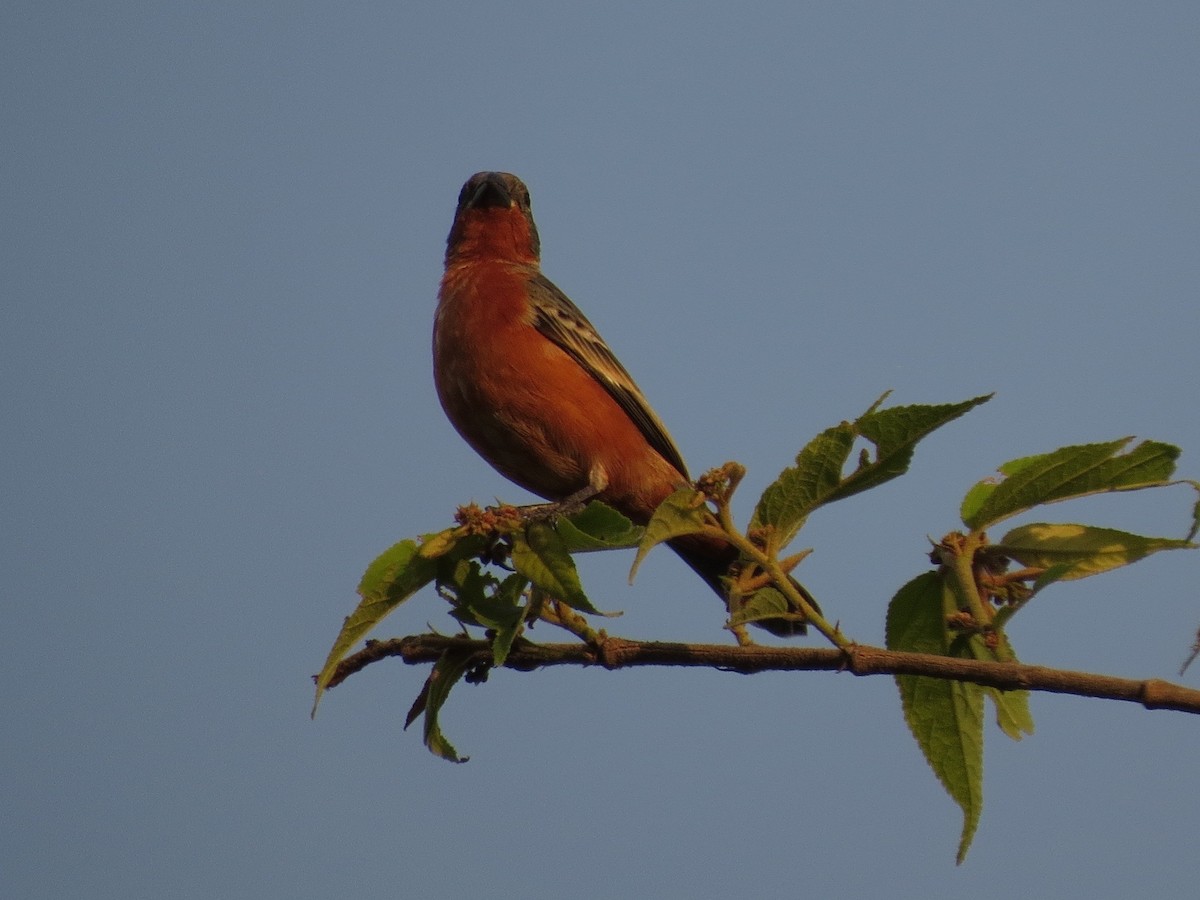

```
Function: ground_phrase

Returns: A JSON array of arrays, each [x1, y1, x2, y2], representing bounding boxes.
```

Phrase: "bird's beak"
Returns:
[[464, 174, 513, 210]]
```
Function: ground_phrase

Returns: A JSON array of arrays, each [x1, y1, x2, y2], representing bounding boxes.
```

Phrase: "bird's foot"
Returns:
[[517, 482, 602, 523]]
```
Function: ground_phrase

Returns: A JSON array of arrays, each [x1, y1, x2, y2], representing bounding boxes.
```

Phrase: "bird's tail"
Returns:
[[667, 532, 819, 637]]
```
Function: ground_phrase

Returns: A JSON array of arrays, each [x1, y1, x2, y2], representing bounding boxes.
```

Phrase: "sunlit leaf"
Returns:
[[996, 523, 1195, 581], [417, 527, 461, 559], [983, 685, 1034, 742], [964, 630, 1034, 742], [312, 540, 438, 715]]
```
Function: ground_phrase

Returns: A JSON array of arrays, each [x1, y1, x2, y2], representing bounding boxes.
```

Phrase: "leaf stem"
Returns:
[[941, 532, 993, 627], [705, 514, 850, 649]]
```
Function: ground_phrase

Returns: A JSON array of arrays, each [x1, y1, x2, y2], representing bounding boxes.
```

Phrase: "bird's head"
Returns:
[[445, 171, 541, 265]]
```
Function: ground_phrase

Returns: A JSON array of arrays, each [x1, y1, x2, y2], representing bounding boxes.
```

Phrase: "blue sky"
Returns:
[[4, 3, 1198, 897]]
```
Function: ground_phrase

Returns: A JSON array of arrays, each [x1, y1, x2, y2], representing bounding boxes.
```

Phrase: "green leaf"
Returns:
[[312, 540, 438, 715], [846, 395, 993, 501], [751, 424, 856, 547], [983, 686, 1035, 742], [359, 539, 441, 604], [417, 527, 461, 559], [886, 572, 985, 864], [961, 439, 1180, 530], [753, 394, 990, 547], [486, 575, 529, 666], [440, 557, 496, 619], [726, 585, 807, 631], [512, 521, 604, 615], [886, 571, 950, 656], [555, 501, 644, 552], [404, 646, 475, 763], [996, 523, 1195, 581], [965, 630, 1035, 742], [442, 562, 529, 667], [630, 488, 712, 582]]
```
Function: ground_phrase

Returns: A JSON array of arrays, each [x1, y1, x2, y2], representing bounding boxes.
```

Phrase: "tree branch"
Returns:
[[324, 633, 1200, 715]]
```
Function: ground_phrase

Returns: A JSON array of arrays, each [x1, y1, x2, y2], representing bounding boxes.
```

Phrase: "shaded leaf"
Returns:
[[961, 439, 1180, 530], [487, 575, 529, 666], [996, 523, 1195, 581], [443, 563, 528, 667], [846, 395, 992, 502], [754, 394, 990, 547], [405, 646, 475, 763], [440, 558, 498, 623], [886, 571, 951, 656], [726, 585, 806, 631], [555, 501, 644, 552], [630, 488, 712, 582], [752, 424, 856, 547], [512, 521, 603, 615], [886, 572, 985, 863]]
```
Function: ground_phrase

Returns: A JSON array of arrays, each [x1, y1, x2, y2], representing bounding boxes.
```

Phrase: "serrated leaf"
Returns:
[[962, 439, 1180, 530], [752, 425, 856, 546], [728, 586, 791, 628], [630, 488, 712, 582], [753, 394, 990, 547], [555, 501, 644, 552], [962, 443, 1124, 526], [358, 539, 440, 604], [312, 540, 438, 715], [886, 572, 985, 863], [512, 521, 602, 614], [996, 523, 1195, 581], [405, 647, 475, 763], [845, 395, 993, 502], [886, 571, 950, 656]]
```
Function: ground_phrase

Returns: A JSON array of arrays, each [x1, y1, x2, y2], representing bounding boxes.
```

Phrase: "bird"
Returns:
[[433, 171, 812, 635]]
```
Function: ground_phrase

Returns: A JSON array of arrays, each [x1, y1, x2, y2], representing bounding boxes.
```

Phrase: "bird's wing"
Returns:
[[527, 272, 690, 479]]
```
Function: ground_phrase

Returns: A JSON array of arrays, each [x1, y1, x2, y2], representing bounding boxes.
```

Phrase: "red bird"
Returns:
[[434, 172, 810, 635]]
